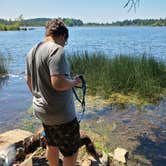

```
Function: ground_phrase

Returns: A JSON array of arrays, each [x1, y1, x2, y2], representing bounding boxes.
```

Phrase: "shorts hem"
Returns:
[[62, 149, 79, 157]]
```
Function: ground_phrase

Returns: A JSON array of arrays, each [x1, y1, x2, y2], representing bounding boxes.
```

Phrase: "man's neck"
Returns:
[[45, 36, 54, 42], [45, 36, 64, 47]]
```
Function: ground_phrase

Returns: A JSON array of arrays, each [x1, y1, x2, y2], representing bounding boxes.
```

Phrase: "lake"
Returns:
[[0, 26, 166, 132]]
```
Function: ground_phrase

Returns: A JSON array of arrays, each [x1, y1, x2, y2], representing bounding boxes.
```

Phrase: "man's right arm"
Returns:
[[51, 75, 81, 91]]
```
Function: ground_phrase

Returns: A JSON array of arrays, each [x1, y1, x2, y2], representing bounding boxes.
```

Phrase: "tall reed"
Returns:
[[0, 53, 8, 76], [68, 52, 166, 100]]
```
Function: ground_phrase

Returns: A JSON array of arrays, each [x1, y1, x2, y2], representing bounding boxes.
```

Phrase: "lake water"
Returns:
[[0, 26, 166, 133]]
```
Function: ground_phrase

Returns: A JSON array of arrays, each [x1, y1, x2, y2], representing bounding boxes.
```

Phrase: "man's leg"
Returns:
[[63, 151, 78, 166], [46, 145, 59, 166]]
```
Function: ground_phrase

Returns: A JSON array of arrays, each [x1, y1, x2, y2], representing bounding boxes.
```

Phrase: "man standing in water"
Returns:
[[26, 19, 81, 166]]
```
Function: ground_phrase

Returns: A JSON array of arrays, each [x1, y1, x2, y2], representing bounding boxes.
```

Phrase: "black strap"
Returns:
[[32, 42, 43, 62], [31, 42, 43, 91], [72, 75, 86, 123]]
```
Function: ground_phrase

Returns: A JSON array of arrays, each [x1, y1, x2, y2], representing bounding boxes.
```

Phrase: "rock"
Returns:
[[99, 151, 109, 165], [86, 151, 109, 166], [19, 150, 38, 166], [0, 145, 16, 166], [0, 129, 33, 166], [19, 157, 32, 166], [0, 129, 33, 150], [111, 147, 128, 164], [0, 155, 5, 166], [81, 158, 91, 166], [15, 147, 26, 161]]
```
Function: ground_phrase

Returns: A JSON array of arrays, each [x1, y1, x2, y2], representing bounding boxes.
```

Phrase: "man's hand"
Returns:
[[73, 75, 82, 86]]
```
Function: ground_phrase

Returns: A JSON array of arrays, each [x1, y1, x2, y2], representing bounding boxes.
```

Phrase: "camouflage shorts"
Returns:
[[42, 118, 80, 157]]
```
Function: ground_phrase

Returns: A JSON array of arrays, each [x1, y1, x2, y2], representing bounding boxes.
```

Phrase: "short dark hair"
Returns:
[[45, 18, 69, 39]]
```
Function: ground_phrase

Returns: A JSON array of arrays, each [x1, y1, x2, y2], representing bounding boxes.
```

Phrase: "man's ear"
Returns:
[[59, 35, 65, 42], [62, 34, 67, 41]]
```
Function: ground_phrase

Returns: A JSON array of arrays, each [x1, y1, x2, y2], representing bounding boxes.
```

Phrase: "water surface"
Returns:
[[0, 27, 166, 132]]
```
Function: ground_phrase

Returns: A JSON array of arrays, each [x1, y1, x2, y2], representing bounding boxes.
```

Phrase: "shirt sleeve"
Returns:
[[47, 47, 69, 76]]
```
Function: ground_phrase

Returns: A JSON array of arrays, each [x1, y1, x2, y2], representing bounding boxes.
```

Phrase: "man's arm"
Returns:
[[26, 75, 32, 92], [26, 74, 80, 92], [51, 75, 81, 91]]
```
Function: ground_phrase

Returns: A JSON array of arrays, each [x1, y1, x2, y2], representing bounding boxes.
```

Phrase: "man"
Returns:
[[26, 19, 81, 166]]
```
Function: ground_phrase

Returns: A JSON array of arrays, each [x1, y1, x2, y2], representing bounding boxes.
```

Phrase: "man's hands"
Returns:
[[73, 75, 82, 86]]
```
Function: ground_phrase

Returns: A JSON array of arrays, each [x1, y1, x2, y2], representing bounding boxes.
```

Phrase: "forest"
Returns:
[[0, 17, 166, 31]]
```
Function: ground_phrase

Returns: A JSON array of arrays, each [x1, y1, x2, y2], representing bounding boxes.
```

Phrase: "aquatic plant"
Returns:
[[0, 53, 8, 76], [0, 53, 8, 88], [68, 52, 166, 101], [0, 22, 20, 31]]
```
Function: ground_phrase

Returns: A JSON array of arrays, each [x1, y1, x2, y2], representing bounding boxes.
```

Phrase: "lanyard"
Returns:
[[72, 75, 86, 123]]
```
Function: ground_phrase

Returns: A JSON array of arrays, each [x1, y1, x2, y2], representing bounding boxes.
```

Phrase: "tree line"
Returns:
[[111, 18, 166, 26], [0, 17, 166, 31], [19, 18, 84, 27], [0, 17, 84, 31]]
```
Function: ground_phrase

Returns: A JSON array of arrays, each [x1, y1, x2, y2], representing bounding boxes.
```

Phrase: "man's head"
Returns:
[[45, 18, 68, 46]]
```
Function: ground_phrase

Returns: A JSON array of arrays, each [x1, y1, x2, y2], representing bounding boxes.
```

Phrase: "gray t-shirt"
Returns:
[[26, 41, 76, 125]]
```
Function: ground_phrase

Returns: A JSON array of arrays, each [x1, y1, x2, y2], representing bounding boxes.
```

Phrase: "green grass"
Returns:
[[0, 53, 8, 76], [0, 22, 20, 31], [68, 52, 166, 101]]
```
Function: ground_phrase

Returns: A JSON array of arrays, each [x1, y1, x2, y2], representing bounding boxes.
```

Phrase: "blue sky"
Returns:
[[0, 0, 166, 23]]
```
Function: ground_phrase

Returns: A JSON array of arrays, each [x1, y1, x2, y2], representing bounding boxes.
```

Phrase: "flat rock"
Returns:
[[0, 129, 33, 149]]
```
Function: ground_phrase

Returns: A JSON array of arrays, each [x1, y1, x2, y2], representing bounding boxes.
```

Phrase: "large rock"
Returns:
[[0, 129, 33, 150], [0, 129, 33, 166]]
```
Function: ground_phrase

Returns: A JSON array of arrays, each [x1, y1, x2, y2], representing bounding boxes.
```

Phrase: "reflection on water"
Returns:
[[0, 75, 9, 88]]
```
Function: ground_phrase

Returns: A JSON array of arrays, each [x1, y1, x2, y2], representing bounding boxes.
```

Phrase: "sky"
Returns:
[[0, 0, 166, 23]]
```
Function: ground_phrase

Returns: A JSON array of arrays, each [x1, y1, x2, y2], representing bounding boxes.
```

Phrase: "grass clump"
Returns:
[[0, 22, 20, 31], [0, 53, 8, 76], [68, 52, 166, 102]]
